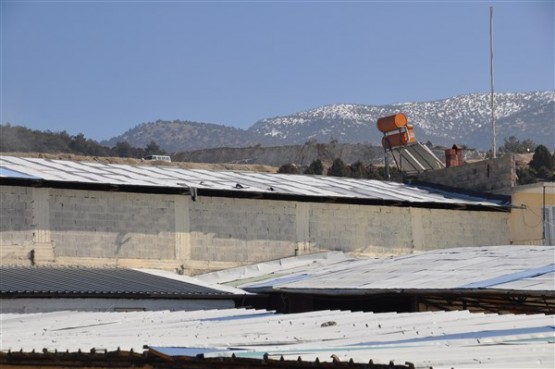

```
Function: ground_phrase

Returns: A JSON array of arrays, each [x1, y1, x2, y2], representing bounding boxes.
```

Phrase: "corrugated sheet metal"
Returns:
[[0, 155, 509, 208], [0, 267, 236, 297], [198, 246, 555, 294], [1, 350, 412, 369], [2, 308, 553, 368]]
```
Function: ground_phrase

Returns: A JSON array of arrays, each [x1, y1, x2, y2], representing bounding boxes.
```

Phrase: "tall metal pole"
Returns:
[[490, 6, 496, 158], [542, 185, 546, 245]]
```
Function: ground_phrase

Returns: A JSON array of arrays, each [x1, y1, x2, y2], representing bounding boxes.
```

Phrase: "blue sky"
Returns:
[[2, 1, 553, 142]]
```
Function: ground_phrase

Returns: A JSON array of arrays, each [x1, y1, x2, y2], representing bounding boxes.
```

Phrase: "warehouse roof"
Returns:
[[0, 267, 241, 298], [199, 246, 555, 295], [2, 308, 554, 368], [0, 155, 509, 210]]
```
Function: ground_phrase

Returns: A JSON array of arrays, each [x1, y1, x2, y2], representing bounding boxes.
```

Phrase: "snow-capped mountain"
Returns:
[[105, 91, 554, 152], [249, 91, 554, 149]]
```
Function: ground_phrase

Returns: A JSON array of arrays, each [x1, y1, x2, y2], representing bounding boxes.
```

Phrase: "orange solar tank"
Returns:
[[377, 113, 408, 133], [381, 126, 416, 148]]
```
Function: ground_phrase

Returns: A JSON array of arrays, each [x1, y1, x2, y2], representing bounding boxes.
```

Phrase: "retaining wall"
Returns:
[[415, 155, 516, 194]]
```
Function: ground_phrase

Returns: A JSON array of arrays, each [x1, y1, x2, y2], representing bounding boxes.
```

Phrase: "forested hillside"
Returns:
[[0, 124, 166, 159]]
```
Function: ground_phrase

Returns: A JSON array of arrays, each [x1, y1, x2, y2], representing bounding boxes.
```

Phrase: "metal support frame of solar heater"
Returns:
[[383, 146, 391, 180]]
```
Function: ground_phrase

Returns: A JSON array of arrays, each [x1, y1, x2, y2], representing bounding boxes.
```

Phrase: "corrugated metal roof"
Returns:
[[2, 308, 553, 368], [1, 349, 412, 369], [0, 267, 237, 297], [135, 268, 251, 295], [198, 251, 353, 287], [198, 246, 555, 294], [0, 155, 509, 208]]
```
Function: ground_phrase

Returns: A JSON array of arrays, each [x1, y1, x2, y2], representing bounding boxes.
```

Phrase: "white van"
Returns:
[[143, 155, 171, 162]]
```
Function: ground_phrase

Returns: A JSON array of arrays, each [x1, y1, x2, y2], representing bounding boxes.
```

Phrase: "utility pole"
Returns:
[[490, 6, 497, 158]]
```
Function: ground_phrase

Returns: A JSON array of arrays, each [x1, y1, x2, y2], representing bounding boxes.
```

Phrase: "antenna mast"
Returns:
[[490, 6, 496, 158]]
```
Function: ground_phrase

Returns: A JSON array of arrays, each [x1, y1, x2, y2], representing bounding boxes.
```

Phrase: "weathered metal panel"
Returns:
[[1, 156, 507, 208]]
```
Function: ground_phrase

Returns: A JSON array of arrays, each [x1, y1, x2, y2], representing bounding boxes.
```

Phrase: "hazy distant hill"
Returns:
[[104, 91, 554, 152], [102, 120, 257, 153]]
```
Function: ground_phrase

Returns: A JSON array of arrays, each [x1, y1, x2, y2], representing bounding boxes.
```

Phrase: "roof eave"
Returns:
[[1, 177, 510, 212]]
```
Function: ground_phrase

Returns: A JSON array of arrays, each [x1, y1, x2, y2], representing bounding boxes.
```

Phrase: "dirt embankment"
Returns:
[[1, 152, 279, 173]]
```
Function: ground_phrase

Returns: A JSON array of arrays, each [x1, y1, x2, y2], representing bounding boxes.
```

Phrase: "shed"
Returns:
[[199, 245, 555, 314], [0, 266, 251, 313], [1, 155, 511, 273]]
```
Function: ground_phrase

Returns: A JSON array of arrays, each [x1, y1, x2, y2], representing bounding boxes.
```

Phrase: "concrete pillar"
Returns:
[[409, 207, 423, 250], [174, 195, 191, 263], [295, 202, 310, 254], [31, 187, 55, 263]]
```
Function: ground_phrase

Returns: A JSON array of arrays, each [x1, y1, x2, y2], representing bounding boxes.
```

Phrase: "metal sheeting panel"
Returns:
[[2, 308, 554, 368], [198, 246, 555, 294], [0, 167, 39, 179], [0, 156, 507, 208], [0, 267, 235, 297], [197, 251, 353, 287], [390, 142, 445, 174]]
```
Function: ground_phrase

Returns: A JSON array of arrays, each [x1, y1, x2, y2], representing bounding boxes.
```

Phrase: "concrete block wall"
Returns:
[[309, 204, 510, 256], [49, 190, 176, 260], [412, 208, 510, 250], [189, 197, 298, 265], [0, 185, 511, 274], [309, 204, 413, 255], [415, 155, 516, 193], [0, 186, 34, 245]]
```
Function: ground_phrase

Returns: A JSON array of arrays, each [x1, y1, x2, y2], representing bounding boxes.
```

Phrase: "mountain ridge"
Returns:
[[102, 91, 554, 152]]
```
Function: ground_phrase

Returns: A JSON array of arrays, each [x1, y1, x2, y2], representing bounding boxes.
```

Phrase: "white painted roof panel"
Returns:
[[0, 156, 508, 207], [198, 246, 555, 294], [2, 308, 553, 368]]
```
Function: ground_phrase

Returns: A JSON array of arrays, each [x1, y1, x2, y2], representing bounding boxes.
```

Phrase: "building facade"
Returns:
[[509, 182, 555, 245], [1, 156, 511, 274]]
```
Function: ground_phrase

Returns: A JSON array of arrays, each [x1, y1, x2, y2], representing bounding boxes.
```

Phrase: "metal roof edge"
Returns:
[[0, 177, 191, 195], [0, 291, 240, 299], [404, 179, 512, 205], [1, 177, 507, 212], [271, 287, 555, 297], [196, 187, 510, 212]]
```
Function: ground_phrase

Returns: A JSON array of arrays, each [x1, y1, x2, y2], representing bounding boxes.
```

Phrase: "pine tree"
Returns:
[[278, 163, 300, 174], [327, 158, 350, 177], [304, 159, 324, 175], [349, 161, 366, 178], [529, 145, 554, 176]]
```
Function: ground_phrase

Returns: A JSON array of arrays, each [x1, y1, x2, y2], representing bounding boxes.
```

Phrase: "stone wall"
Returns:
[[0, 185, 511, 274], [415, 155, 516, 194]]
